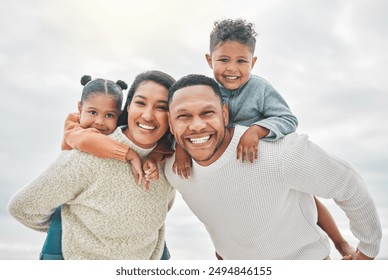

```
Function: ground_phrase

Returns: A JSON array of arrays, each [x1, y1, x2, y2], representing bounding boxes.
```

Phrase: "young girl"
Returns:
[[62, 75, 173, 187], [9, 73, 176, 259], [42, 75, 129, 259]]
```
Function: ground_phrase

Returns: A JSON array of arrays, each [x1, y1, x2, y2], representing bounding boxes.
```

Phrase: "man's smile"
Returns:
[[189, 135, 211, 144]]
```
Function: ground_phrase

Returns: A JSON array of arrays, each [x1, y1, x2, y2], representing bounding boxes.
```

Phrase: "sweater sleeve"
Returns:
[[281, 134, 382, 258], [252, 84, 298, 141], [62, 113, 129, 161], [152, 133, 174, 155], [8, 151, 93, 232]]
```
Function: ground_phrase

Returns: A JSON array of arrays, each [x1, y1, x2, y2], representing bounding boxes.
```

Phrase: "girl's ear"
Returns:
[[77, 101, 82, 114]]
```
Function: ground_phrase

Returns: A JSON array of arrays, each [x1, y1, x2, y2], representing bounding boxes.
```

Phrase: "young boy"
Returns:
[[173, 19, 298, 176], [173, 18, 355, 258]]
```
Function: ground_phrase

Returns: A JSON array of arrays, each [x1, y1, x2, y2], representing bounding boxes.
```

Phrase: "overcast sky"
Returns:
[[1, 0, 387, 260]]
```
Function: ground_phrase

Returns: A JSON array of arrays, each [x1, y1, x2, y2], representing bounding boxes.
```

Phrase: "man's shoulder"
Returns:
[[276, 133, 314, 161], [258, 132, 310, 153], [164, 155, 175, 176], [282, 132, 309, 145]]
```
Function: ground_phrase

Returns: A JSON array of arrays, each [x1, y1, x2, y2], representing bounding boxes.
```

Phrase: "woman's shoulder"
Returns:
[[108, 126, 127, 142]]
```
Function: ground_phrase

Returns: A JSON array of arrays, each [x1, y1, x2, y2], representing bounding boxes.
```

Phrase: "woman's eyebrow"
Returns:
[[134, 95, 168, 104], [133, 95, 146, 100]]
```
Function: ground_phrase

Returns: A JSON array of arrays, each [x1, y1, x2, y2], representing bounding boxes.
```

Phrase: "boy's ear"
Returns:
[[251, 56, 258, 69], [205, 54, 213, 69], [77, 101, 82, 114]]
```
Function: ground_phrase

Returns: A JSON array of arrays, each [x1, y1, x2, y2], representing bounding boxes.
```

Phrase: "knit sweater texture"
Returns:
[[165, 125, 382, 259], [220, 75, 298, 140], [9, 126, 175, 259]]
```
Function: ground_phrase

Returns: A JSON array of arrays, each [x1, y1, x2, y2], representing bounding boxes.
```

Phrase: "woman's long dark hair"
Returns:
[[117, 70, 176, 145]]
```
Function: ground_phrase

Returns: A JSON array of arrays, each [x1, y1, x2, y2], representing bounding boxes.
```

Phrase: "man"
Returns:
[[164, 74, 382, 260]]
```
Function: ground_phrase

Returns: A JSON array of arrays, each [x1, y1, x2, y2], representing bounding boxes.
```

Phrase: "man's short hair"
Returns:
[[168, 74, 223, 105]]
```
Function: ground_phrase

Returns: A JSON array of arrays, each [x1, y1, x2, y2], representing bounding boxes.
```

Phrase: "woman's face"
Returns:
[[125, 81, 169, 149]]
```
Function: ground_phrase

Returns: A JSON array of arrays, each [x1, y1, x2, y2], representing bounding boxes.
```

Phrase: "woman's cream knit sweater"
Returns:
[[9, 127, 175, 259]]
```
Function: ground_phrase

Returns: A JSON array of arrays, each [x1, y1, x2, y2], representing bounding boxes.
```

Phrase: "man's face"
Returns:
[[168, 85, 229, 166], [206, 40, 257, 90]]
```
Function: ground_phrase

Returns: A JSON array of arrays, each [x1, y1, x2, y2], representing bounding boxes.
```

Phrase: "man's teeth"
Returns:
[[139, 124, 155, 130], [190, 136, 210, 144]]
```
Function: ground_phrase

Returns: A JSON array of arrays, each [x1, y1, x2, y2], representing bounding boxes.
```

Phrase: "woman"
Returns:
[[8, 71, 176, 259]]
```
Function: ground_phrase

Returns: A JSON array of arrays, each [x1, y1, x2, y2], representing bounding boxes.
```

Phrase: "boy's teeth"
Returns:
[[190, 136, 210, 144], [139, 124, 155, 130], [226, 76, 238, 80]]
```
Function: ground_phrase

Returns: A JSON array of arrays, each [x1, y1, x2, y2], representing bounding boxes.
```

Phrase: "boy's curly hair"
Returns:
[[209, 18, 257, 54]]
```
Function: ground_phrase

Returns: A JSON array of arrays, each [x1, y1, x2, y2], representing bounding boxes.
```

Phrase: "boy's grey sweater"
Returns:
[[220, 74, 298, 141]]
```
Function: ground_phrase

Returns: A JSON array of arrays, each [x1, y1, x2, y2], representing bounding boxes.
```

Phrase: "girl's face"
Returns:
[[125, 81, 169, 149], [78, 93, 120, 135]]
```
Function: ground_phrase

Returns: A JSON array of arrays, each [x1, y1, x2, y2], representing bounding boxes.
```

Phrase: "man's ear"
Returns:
[[205, 53, 213, 69], [77, 101, 82, 114], [222, 103, 229, 126], [167, 112, 174, 135]]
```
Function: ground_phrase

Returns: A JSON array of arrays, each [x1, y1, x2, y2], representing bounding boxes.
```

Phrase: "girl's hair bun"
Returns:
[[81, 75, 92, 86], [116, 80, 128, 90]]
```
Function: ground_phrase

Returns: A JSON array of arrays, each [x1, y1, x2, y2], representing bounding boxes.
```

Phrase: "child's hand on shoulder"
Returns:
[[237, 125, 269, 162], [173, 145, 192, 179], [126, 149, 144, 186], [142, 158, 159, 192]]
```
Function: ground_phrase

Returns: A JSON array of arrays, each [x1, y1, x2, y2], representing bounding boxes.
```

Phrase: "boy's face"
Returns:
[[206, 40, 257, 90], [78, 93, 120, 135], [168, 85, 229, 166]]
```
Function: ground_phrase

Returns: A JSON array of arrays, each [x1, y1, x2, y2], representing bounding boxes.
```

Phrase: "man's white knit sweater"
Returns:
[[165, 125, 382, 259], [9, 127, 175, 259]]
